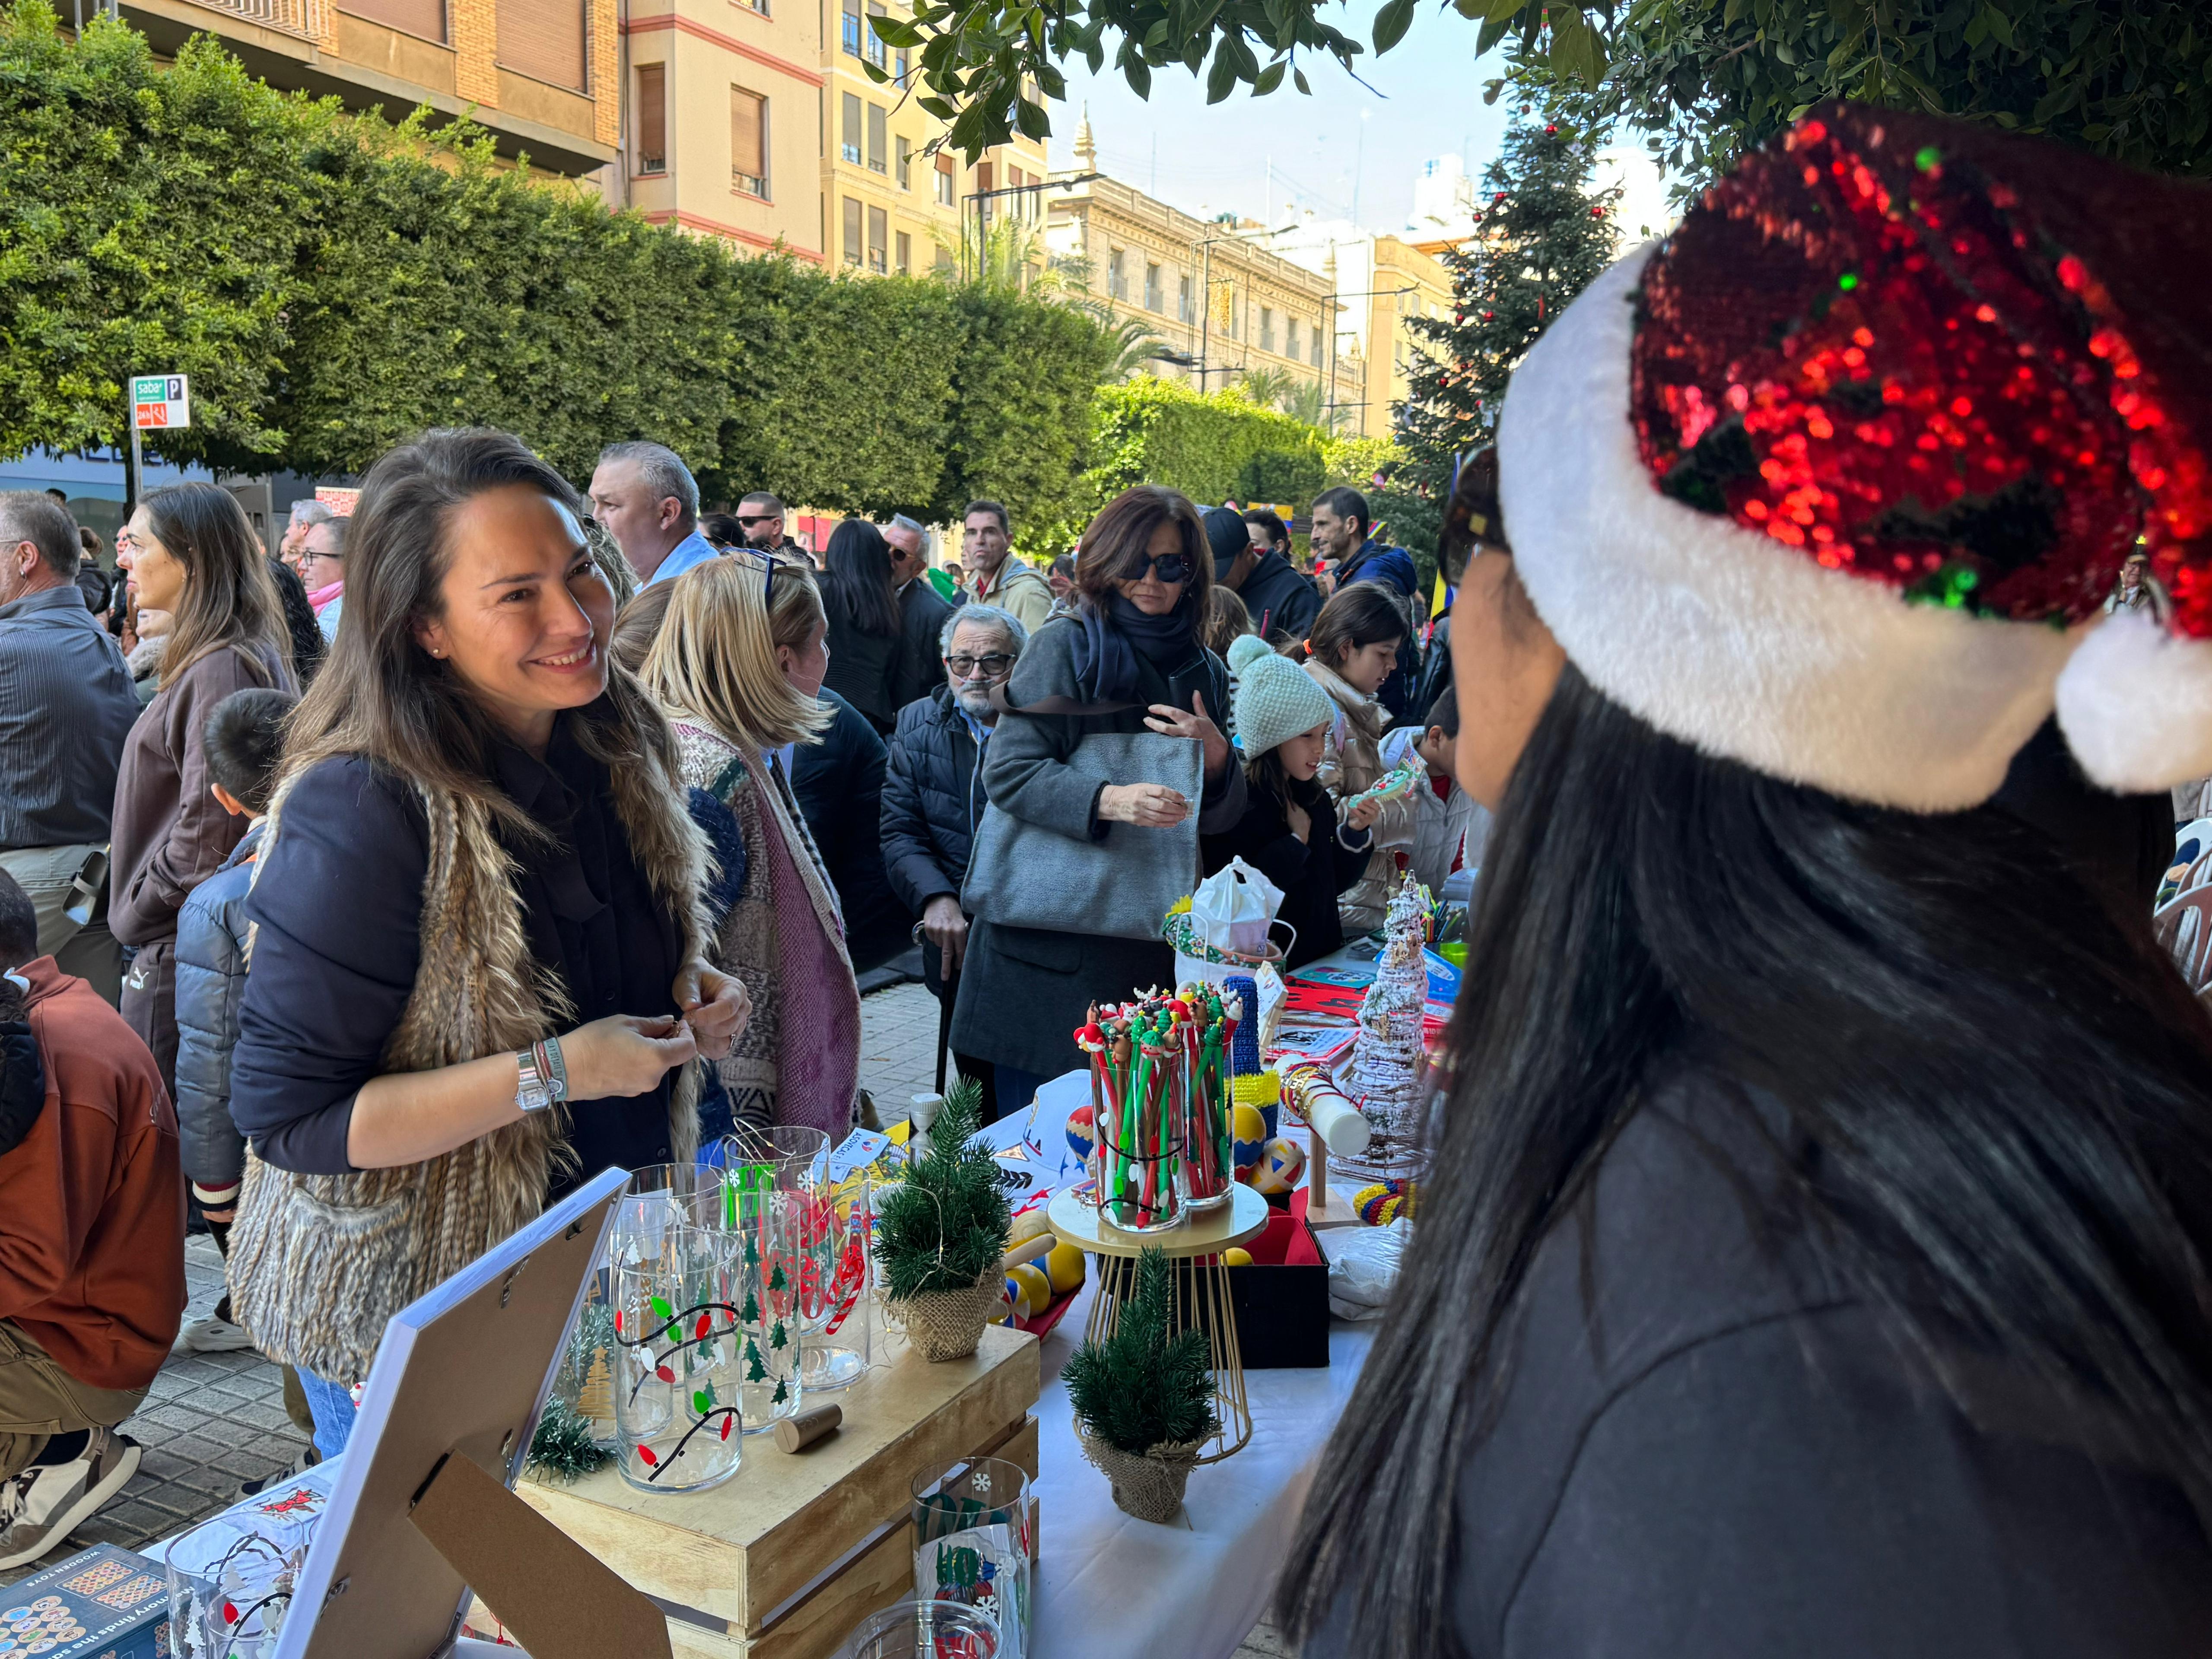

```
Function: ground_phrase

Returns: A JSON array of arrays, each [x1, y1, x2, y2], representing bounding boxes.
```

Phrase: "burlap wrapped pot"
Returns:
[[885, 1273, 1006, 1362], [1079, 1428, 1205, 1523]]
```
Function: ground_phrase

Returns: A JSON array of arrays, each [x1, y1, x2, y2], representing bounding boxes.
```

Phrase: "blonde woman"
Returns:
[[642, 556, 861, 1139]]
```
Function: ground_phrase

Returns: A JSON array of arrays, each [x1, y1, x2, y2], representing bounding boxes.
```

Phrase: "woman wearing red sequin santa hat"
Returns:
[[1282, 104, 2212, 1659]]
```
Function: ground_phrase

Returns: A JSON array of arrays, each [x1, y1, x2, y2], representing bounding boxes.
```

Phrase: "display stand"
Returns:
[[1044, 1185, 1268, 1465]]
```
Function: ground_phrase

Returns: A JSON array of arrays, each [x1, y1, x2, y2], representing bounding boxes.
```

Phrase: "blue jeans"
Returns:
[[298, 1369, 358, 1462], [992, 1068, 1053, 1125]]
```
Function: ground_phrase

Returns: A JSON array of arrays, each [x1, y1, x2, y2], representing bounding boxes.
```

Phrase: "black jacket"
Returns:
[[1335, 538, 1424, 722], [895, 579, 957, 715], [881, 684, 985, 918], [1309, 1071, 2212, 1657], [791, 688, 913, 974], [1235, 550, 1322, 642], [1200, 775, 1368, 969]]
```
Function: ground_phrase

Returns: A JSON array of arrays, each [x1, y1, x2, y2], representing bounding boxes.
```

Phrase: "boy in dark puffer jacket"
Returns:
[[172, 687, 296, 1355]]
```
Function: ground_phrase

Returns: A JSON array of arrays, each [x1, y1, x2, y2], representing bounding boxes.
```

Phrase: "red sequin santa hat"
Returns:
[[1497, 101, 2212, 810]]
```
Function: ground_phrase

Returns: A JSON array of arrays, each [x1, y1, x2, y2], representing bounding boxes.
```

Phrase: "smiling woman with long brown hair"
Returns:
[[221, 428, 749, 1465]]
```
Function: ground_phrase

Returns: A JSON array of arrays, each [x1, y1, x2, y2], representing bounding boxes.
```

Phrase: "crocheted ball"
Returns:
[[1354, 1179, 1416, 1226], [1007, 1262, 1054, 1320], [1045, 1241, 1087, 1296], [1253, 1136, 1306, 1195], [1231, 1104, 1270, 1179], [1066, 1103, 1096, 1166]]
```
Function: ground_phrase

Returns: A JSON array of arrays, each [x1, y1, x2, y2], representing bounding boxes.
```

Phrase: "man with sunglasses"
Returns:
[[880, 604, 1028, 1119], [885, 515, 956, 711], [735, 492, 812, 566]]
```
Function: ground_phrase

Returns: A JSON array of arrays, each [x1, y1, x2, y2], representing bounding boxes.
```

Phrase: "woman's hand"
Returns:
[[1287, 800, 1313, 844], [562, 1014, 699, 1099], [673, 960, 750, 1060], [1146, 690, 1233, 780], [1344, 796, 1382, 833], [1098, 783, 1192, 827]]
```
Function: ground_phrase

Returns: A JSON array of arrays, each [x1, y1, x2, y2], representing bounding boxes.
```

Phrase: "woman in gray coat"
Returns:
[[948, 486, 1243, 1108]]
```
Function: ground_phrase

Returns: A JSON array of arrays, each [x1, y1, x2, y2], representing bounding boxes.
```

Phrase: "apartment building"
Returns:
[[1264, 219, 1456, 439], [1042, 118, 1359, 411], [123, 0, 617, 177], [615, 0, 1045, 268]]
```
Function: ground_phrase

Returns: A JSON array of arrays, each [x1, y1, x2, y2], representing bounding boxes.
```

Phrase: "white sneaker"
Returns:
[[176, 1314, 255, 1354], [0, 1428, 141, 1569]]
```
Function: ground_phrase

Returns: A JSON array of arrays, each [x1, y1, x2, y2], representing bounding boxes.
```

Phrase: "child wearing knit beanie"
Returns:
[[1202, 634, 1381, 967]]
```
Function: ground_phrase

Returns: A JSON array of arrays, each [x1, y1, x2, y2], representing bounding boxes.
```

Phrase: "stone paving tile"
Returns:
[[858, 979, 944, 1114]]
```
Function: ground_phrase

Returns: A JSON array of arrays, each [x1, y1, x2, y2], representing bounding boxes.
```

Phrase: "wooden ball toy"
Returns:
[[1252, 1135, 1306, 1195], [1007, 1262, 1054, 1320], [1044, 1241, 1087, 1296], [1231, 1103, 1270, 1179], [1221, 1247, 1254, 1268], [1066, 1104, 1096, 1166]]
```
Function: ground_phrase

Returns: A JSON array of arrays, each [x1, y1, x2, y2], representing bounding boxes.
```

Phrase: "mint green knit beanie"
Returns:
[[1228, 633, 1335, 760]]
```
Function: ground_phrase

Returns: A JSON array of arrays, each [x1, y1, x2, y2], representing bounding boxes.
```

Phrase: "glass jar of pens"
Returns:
[[1173, 980, 1237, 1213], [1074, 994, 1189, 1233]]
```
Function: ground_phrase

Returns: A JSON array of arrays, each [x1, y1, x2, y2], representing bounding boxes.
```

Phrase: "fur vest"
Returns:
[[225, 729, 710, 1382], [1304, 658, 1415, 932], [671, 720, 860, 1141]]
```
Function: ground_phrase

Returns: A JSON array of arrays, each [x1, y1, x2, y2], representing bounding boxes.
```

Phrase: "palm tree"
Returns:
[[1236, 366, 1297, 410], [1285, 378, 1337, 430]]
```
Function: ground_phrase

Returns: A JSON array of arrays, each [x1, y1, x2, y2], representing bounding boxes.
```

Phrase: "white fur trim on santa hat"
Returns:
[[2055, 607, 2212, 793], [1498, 244, 2080, 814]]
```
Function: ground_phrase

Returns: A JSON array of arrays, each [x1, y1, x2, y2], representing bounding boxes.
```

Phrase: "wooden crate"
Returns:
[[511, 1319, 1040, 1659]]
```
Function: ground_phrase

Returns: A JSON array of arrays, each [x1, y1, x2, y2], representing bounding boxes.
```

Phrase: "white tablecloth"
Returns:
[[985, 1082, 1377, 1659]]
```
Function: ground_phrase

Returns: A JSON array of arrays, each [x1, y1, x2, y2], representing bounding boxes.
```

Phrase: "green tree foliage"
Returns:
[[1082, 376, 1325, 512], [874, 1079, 1012, 1301], [1063, 1249, 1217, 1455], [892, 0, 2209, 183], [1386, 117, 1620, 570], [0, 3, 1111, 526]]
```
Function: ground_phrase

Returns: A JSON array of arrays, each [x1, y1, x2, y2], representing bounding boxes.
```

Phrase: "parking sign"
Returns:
[[131, 374, 190, 429]]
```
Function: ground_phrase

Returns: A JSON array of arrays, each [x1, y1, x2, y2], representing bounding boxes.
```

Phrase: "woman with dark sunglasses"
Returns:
[[948, 485, 1243, 1112]]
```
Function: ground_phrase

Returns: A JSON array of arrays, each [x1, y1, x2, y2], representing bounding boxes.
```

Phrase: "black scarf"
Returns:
[[1069, 593, 1195, 706]]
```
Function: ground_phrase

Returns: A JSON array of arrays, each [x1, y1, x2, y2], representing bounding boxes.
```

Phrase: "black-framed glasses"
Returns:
[[1130, 552, 1195, 585], [1437, 446, 1506, 589], [944, 652, 1015, 679], [737, 512, 781, 526]]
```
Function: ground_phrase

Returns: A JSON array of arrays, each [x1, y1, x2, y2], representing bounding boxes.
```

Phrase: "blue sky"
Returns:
[[1041, 2, 1677, 240]]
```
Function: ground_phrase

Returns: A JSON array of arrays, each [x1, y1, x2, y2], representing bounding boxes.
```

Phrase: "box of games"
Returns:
[[0, 1543, 171, 1659]]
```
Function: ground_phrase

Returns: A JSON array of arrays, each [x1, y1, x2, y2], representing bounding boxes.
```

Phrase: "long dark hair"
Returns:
[[820, 520, 901, 639], [265, 556, 325, 684], [139, 482, 293, 690], [1074, 485, 1214, 613], [285, 428, 675, 840], [1294, 580, 1405, 671], [1280, 662, 2212, 1657]]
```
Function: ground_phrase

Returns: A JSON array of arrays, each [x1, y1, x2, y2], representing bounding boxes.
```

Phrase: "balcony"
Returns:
[[192, 0, 329, 40]]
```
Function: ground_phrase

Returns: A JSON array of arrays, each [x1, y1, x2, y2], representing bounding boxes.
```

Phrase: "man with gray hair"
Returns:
[[0, 493, 138, 1001], [879, 602, 1028, 1119], [885, 514, 955, 714], [276, 497, 332, 577], [588, 441, 720, 587]]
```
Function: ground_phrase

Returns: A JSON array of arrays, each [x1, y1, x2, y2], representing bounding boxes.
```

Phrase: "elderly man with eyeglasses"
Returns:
[[879, 603, 1027, 1119]]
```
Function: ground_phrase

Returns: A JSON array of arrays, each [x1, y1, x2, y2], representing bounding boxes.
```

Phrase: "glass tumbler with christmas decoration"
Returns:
[[711, 1177, 806, 1433], [611, 1197, 745, 1492]]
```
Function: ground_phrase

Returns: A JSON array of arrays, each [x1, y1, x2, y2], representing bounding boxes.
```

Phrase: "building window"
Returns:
[[731, 87, 767, 197], [895, 135, 912, 189], [1260, 307, 1274, 353], [1285, 319, 1299, 362], [1143, 262, 1162, 313], [1107, 249, 1126, 302], [867, 102, 887, 174], [1178, 274, 1193, 323], [841, 92, 862, 165], [868, 205, 889, 272], [1311, 324, 1325, 365], [935, 152, 956, 206], [896, 230, 912, 273], [895, 45, 909, 81], [498, 0, 585, 91], [865, 1, 888, 67], [843, 196, 863, 265], [841, 0, 862, 56], [634, 64, 667, 174], [343, 0, 445, 43]]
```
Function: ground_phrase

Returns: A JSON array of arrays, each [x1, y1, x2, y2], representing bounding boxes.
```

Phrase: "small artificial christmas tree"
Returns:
[[875, 1076, 1013, 1360], [1342, 875, 1429, 1177], [1385, 115, 1622, 587], [1064, 1249, 1218, 1521]]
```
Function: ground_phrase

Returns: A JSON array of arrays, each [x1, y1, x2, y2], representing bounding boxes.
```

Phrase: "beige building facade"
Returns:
[[1263, 221, 1457, 438], [1042, 119, 1360, 412], [616, 0, 1046, 267], [123, 0, 618, 175]]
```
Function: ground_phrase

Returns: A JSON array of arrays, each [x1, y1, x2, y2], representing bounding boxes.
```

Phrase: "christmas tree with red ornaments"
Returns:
[[1389, 116, 1622, 535]]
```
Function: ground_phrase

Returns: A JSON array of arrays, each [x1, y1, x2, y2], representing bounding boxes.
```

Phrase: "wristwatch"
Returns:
[[514, 1037, 570, 1114]]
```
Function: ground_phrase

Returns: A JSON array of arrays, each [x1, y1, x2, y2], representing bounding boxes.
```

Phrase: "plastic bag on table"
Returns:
[[1189, 857, 1283, 956]]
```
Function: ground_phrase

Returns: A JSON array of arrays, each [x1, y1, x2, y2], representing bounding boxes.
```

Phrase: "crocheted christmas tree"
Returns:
[[1347, 875, 1427, 1130]]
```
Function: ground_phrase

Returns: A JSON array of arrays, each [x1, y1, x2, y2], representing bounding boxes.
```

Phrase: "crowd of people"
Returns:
[[0, 425, 1468, 1562], [5, 96, 2211, 1647]]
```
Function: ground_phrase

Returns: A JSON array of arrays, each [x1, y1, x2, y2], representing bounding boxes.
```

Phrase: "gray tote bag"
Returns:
[[960, 729, 1204, 942]]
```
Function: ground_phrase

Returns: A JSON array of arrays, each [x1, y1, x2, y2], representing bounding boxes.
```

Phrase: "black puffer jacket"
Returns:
[[791, 688, 913, 974], [880, 684, 985, 918]]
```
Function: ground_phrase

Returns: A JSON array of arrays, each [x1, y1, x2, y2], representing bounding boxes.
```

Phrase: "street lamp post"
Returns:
[[959, 171, 1101, 283]]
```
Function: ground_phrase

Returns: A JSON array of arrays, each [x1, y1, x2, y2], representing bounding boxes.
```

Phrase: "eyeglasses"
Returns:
[[737, 513, 781, 526], [944, 652, 1015, 679], [1129, 552, 1194, 586]]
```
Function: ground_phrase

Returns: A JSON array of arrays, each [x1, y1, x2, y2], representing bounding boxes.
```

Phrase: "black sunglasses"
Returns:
[[737, 513, 781, 526], [1130, 551, 1195, 585]]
